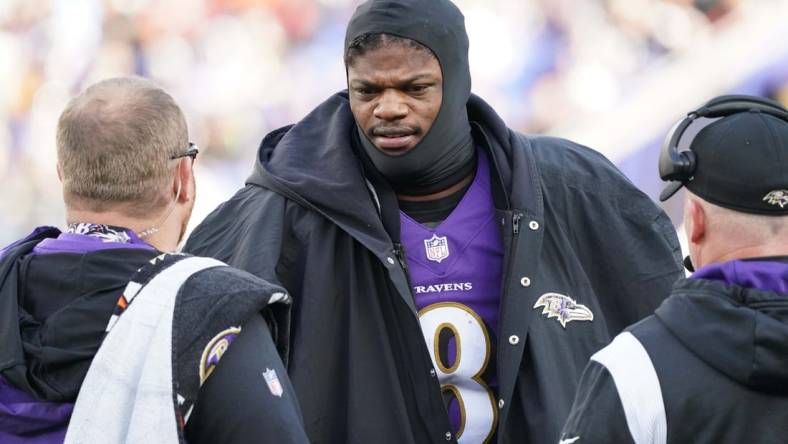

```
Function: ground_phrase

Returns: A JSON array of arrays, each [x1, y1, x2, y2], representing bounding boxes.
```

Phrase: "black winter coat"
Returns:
[[184, 92, 683, 444], [560, 259, 788, 444]]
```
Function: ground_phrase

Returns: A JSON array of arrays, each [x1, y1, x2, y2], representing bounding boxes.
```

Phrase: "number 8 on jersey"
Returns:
[[419, 302, 497, 443]]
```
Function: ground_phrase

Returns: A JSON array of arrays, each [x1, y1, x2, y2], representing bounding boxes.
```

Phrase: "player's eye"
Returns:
[[354, 86, 378, 97]]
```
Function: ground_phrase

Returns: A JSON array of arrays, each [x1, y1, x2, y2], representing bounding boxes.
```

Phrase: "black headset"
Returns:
[[658, 94, 788, 184]]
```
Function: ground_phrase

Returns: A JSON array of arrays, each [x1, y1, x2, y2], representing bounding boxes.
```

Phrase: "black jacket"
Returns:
[[561, 260, 788, 444], [184, 91, 683, 444]]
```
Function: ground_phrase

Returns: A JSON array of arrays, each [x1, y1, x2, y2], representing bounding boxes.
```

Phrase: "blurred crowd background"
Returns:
[[1, 0, 787, 246]]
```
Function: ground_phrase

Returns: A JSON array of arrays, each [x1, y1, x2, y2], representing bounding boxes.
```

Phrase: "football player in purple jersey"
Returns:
[[185, 1, 683, 443]]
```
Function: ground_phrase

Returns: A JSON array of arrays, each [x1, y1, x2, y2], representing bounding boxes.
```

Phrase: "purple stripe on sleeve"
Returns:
[[0, 227, 60, 261], [0, 376, 71, 443]]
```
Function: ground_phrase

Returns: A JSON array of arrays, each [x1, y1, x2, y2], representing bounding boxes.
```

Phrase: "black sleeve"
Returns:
[[567, 141, 684, 333], [525, 136, 684, 335], [560, 361, 635, 444], [184, 313, 309, 444]]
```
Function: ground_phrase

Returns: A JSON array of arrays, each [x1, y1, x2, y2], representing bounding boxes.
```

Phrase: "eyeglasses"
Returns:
[[171, 143, 199, 161]]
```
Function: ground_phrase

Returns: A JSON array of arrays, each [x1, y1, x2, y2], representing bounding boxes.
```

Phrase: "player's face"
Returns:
[[348, 44, 442, 156]]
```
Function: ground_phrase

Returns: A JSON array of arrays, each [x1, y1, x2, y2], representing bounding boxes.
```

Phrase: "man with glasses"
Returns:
[[0, 77, 308, 443]]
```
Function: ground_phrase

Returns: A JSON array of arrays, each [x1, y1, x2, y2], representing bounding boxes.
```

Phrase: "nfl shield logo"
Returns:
[[263, 368, 284, 397], [424, 234, 450, 263]]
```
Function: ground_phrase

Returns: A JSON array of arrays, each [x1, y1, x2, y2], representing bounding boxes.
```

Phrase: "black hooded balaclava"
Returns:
[[345, 0, 476, 196]]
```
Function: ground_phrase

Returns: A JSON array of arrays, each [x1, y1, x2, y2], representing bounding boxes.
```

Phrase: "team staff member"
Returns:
[[185, 0, 683, 442], [560, 95, 788, 444], [0, 77, 308, 443]]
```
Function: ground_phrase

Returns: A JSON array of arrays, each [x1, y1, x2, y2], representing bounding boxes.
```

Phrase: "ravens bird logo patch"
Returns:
[[199, 326, 242, 385], [533, 293, 594, 328], [763, 190, 788, 209]]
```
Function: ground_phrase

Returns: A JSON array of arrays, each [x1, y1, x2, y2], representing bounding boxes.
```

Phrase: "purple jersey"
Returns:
[[400, 150, 503, 443]]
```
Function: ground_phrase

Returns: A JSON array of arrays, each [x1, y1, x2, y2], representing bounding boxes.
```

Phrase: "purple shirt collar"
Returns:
[[692, 258, 788, 294], [31, 225, 155, 256]]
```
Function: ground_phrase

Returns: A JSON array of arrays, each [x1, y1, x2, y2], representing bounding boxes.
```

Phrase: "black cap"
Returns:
[[660, 110, 788, 215]]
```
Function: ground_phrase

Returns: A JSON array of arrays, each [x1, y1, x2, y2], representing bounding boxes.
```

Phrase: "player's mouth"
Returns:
[[371, 127, 419, 154]]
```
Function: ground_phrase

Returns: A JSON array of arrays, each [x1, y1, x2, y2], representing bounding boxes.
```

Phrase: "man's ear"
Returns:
[[687, 198, 706, 244], [174, 158, 193, 203]]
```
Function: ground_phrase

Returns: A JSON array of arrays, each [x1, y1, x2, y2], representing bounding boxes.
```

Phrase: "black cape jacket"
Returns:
[[560, 261, 788, 444], [185, 92, 683, 444]]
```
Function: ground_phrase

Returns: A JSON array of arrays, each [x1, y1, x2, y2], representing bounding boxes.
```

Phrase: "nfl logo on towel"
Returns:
[[263, 368, 284, 397], [424, 234, 450, 263]]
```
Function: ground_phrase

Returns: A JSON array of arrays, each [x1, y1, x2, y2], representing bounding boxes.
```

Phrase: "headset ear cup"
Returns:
[[658, 148, 697, 201], [679, 150, 697, 177], [659, 116, 694, 181]]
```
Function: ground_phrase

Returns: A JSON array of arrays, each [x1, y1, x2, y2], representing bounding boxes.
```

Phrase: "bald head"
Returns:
[[684, 192, 788, 268], [56, 77, 188, 217]]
